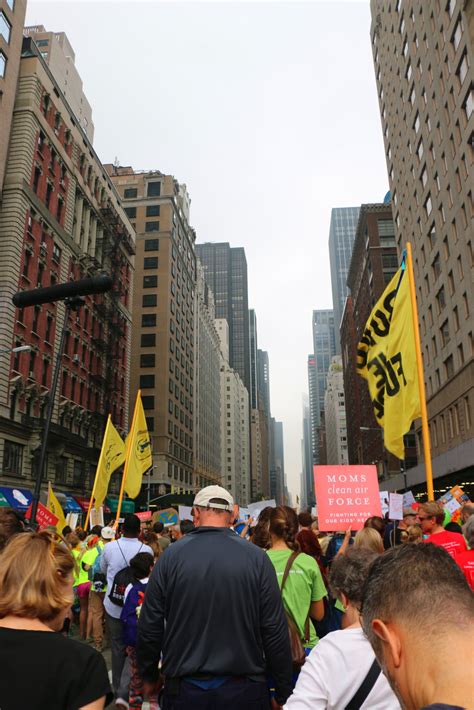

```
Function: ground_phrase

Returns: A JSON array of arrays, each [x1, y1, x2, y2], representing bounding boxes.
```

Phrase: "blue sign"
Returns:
[[0, 486, 33, 511]]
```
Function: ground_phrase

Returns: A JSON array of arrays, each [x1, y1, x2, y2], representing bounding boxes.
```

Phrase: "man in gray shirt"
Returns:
[[101, 513, 152, 708]]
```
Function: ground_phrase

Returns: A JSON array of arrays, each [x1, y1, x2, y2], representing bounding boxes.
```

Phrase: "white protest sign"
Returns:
[[248, 499, 276, 522], [178, 505, 193, 521], [379, 491, 389, 517], [444, 497, 461, 515], [403, 490, 416, 508], [389, 492, 404, 520], [89, 506, 104, 529], [66, 512, 78, 529]]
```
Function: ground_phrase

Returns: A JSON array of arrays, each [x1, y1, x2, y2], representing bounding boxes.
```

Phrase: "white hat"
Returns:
[[193, 485, 234, 512], [101, 526, 115, 540]]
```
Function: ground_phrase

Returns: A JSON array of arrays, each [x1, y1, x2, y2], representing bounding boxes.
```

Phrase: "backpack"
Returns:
[[120, 581, 147, 647], [89, 547, 107, 593], [108, 541, 143, 607]]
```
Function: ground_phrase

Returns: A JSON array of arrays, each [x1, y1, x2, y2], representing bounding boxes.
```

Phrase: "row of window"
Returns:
[[123, 181, 161, 200], [430, 396, 471, 449], [125, 204, 160, 219]]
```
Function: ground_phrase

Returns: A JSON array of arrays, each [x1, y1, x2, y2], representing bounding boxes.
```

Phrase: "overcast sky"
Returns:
[[27, 0, 389, 501]]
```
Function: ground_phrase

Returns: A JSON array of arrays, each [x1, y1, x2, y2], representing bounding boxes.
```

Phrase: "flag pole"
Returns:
[[406, 242, 434, 500], [84, 414, 111, 530], [114, 391, 141, 527]]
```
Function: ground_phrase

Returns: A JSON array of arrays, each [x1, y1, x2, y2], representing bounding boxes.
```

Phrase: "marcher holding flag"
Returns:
[[356, 243, 434, 499], [85, 414, 126, 530]]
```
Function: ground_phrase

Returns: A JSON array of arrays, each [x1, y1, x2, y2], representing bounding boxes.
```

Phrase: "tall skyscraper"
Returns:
[[328, 207, 360, 353], [324, 356, 349, 465], [272, 419, 286, 504], [23, 26, 94, 141], [301, 396, 314, 509], [0, 0, 27, 192], [311, 310, 337, 463], [194, 261, 221, 488], [0, 39, 133, 499], [307, 355, 318, 465], [370, 1, 473, 492], [216, 318, 250, 505], [107, 165, 197, 496], [249, 309, 258, 409], [195, 243, 250, 396]]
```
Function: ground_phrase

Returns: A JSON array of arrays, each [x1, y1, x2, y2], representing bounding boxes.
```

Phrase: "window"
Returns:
[[145, 221, 160, 232], [414, 113, 420, 133], [448, 270, 455, 295], [465, 397, 471, 430], [440, 319, 450, 347], [463, 89, 473, 121], [147, 182, 161, 197], [140, 374, 155, 389], [458, 343, 465, 366], [140, 354, 155, 367], [72, 460, 84, 488], [432, 253, 441, 279], [142, 294, 157, 307], [421, 166, 428, 187], [452, 19, 462, 51], [124, 187, 137, 198], [143, 275, 157, 288], [3, 440, 23, 476], [436, 286, 446, 312], [124, 207, 136, 219], [0, 51, 6, 79], [146, 417, 154, 432], [457, 51, 469, 85], [146, 205, 160, 217], [0, 12, 11, 43], [144, 238, 159, 251], [417, 140, 424, 160], [141, 334, 156, 347], [424, 194, 432, 216], [142, 396, 155, 410], [142, 314, 156, 327], [444, 355, 454, 379], [144, 256, 158, 269]]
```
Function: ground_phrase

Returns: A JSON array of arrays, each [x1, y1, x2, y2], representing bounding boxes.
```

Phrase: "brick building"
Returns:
[[0, 39, 134, 500]]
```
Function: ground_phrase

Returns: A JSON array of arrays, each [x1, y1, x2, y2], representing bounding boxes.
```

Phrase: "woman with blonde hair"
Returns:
[[353, 526, 384, 554], [0, 530, 112, 709]]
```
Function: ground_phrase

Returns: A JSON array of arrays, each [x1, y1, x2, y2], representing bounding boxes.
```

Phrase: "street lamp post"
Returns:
[[0, 345, 32, 355]]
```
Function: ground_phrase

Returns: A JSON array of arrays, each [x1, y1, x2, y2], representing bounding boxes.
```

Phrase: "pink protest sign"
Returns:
[[314, 465, 382, 531]]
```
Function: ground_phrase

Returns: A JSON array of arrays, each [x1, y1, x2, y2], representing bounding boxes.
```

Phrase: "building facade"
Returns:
[[194, 260, 221, 488], [195, 242, 251, 396], [324, 356, 349, 465], [249, 309, 258, 410], [0, 0, 27, 192], [272, 418, 286, 504], [328, 206, 360, 353], [311, 310, 337, 463], [301, 396, 314, 510], [107, 164, 197, 496], [23, 26, 94, 142], [217, 318, 250, 505], [370, 0, 473, 492], [0, 39, 133, 499]]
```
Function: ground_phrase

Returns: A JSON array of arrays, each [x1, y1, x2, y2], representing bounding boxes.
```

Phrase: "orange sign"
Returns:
[[314, 465, 382, 531]]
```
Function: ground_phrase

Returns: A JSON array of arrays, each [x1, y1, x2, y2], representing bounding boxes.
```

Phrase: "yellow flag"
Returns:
[[93, 415, 126, 509], [124, 392, 152, 499], [357, 264, 421, 459], [47, 482, 67, 533]]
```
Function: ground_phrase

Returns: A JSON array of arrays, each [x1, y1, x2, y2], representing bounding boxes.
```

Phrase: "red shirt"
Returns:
[[455, 550, 474, 590], [424, 530, 467, 558]]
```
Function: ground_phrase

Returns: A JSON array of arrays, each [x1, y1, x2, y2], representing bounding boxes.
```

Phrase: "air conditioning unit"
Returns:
[[40, 242, 47, 251], [72, 354, 80, 363], [28, 370, 35, 379]]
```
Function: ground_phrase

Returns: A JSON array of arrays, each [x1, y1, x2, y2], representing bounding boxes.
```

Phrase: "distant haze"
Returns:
[[26, 1, 388, 500]]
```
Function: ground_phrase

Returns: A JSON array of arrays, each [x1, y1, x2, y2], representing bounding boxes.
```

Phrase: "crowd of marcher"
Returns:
[[0, 487, 473, 710]]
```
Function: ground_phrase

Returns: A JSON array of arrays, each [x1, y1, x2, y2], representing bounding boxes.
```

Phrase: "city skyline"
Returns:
[[22, 1, 391, 499]]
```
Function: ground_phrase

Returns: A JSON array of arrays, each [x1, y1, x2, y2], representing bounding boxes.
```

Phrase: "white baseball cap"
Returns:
[[101, 526, 115, 540], [193, 485, 234, 511]]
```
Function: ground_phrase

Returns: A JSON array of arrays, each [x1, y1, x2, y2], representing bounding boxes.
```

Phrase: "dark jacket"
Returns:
[[136, 526, 293, 704]]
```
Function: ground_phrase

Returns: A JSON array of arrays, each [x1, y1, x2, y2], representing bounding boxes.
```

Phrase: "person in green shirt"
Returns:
[[267, 506, 327, 654], [69, 533, 91, 639]]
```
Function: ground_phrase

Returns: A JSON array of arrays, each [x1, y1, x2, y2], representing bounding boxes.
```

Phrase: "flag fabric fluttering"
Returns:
[[357, 260, 421, 459], [124, 392, 152, 499], [93, 415, 126, 509], [47, 481, 67, 533]]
